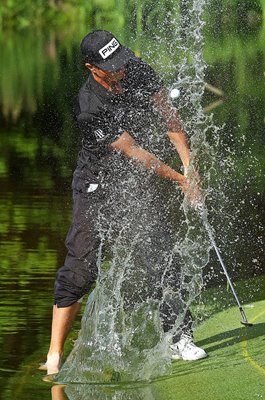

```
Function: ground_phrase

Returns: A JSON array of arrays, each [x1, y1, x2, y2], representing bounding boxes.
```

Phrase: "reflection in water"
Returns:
[[0, 129, 73, 392], [52, 385, 68, 400], [52, 383, 159, 400]]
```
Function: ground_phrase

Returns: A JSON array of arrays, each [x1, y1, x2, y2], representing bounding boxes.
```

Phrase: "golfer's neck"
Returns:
[[92, 73, 122, 94], [92, 74, 111, 91]]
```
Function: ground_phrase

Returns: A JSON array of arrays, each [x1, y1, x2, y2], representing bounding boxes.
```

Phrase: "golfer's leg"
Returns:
[[44, 179, 101, 375], [46, 303, 81, 375], [158, 258, 194, 342]]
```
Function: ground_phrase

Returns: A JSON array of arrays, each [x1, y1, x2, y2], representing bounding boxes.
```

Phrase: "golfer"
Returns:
[[41, 30, 207, 376]]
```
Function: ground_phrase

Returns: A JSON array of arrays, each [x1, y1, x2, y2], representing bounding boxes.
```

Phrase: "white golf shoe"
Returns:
[[170, 334, 207, 361]]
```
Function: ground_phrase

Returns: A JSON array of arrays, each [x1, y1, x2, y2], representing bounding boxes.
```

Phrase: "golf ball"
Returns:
[[170, 88, 180, 99]]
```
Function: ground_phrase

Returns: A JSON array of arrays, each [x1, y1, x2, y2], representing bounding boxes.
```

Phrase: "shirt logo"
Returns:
[[99, 38, 120, 60], [86, 183, 99, 193], [94, 128, 106, 141]]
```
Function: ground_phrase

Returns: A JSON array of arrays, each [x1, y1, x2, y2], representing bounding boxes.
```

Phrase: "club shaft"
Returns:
[[211, 239, 242, 309], [204, 221, 245, 313]]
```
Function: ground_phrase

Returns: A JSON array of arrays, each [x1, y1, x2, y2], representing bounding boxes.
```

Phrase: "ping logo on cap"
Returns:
[[99, 38, 120, 60]]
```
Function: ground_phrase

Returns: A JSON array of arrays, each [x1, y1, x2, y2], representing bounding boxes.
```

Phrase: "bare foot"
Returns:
[[46, 352, 63, 375]]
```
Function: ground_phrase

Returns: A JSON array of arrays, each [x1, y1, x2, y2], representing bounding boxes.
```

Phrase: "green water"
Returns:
[[1, 1, 265, 399]]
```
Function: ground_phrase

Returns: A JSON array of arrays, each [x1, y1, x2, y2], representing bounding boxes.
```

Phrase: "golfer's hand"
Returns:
[[184, 167, 204, 209]]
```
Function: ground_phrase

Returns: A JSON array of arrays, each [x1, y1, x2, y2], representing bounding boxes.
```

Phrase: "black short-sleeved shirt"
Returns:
[[74, 57, 164, 176]]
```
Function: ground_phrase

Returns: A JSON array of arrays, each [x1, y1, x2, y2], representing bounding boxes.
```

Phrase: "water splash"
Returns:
[[57, 0, 219, 384]]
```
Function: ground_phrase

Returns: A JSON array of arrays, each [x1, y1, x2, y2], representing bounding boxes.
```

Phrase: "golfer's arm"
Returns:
[[152, 88, 190, 173], [109, 131, 185, 187]]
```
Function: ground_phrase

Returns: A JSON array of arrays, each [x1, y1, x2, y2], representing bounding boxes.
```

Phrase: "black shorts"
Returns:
[[54, 167, 103, 308]]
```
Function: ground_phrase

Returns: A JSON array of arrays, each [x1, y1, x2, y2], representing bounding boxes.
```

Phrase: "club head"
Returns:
[[241, 320, 253, 327]]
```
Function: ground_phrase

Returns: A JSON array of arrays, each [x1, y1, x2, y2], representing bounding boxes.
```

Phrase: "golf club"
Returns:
[[197, 207, 253, 327]]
